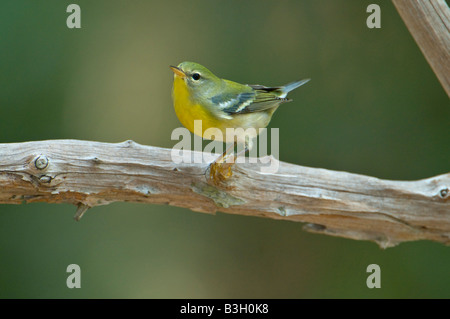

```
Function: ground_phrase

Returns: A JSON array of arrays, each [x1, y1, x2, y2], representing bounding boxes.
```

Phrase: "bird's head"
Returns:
[[170, 62, 220, 98]]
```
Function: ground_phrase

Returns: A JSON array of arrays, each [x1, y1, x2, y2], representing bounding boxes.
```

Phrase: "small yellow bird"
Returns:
[[170, 61, 309, 182]]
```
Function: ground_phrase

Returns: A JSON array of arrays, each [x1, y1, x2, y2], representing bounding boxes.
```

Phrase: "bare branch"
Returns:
[[0, 139, 449, 248], [392, 0, 450, 97]]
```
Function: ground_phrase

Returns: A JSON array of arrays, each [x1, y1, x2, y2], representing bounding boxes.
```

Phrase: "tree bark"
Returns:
[[392, 0, 450, 97], [0, 139, 449, 248]]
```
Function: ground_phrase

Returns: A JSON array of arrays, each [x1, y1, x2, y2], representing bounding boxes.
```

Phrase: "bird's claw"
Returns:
[[207, 156, 236, 187]]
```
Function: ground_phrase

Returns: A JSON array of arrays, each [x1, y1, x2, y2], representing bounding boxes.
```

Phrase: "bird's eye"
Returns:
[[192, 73, 201, 81]]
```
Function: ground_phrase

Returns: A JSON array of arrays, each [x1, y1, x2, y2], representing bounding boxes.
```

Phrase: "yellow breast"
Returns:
[[172, 76, 222, 138]]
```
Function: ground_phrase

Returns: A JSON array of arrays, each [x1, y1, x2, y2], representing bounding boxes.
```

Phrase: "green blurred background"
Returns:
[[0, 0, 449, 298]]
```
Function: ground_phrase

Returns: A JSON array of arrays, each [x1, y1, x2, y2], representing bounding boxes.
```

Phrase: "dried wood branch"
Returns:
[[392, 0, 450, 97], [0, 139, 449, 248]]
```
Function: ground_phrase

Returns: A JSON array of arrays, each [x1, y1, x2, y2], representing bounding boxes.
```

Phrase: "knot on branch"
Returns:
[[34, 155, 49, 170], [439, 187, 449, 199]]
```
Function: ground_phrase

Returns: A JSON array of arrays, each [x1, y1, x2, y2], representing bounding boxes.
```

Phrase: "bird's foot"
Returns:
[[207, 155, 236, 187]]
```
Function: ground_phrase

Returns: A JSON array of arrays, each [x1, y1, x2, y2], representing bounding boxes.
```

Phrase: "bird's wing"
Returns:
[[211, 87, 288, 116], [211, 91, 256, 115], [239, 85, 291, 113]]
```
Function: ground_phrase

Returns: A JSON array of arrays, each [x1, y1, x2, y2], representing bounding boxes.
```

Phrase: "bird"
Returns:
[[170, 61, 309, 184]]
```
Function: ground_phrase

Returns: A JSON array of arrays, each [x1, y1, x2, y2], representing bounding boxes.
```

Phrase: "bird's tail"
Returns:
[[279, 79, 310, 98]]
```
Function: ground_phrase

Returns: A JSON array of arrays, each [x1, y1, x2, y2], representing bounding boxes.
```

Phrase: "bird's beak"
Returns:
[[170, 65, 186, 78]]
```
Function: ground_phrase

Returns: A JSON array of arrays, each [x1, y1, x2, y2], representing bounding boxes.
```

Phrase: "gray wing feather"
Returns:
[[210, 79, 309, 116], [211, 92, 256, 115]]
